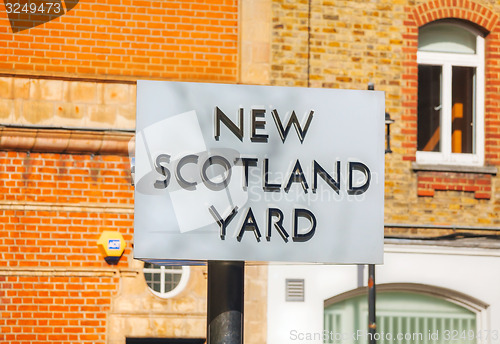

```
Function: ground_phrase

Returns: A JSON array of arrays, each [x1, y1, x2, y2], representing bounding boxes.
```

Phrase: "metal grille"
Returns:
[[324, 292, 477, 344], [376, 314, 476, 344], [286, 279, 305, 302]]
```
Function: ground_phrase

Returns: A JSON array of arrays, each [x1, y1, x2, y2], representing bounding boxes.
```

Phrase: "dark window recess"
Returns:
[[126, 338, 205, 344], [418, 64, 442, 152]]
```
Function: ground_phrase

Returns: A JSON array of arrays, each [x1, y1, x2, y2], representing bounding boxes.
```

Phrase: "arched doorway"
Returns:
[[324, 284, 487, 344]]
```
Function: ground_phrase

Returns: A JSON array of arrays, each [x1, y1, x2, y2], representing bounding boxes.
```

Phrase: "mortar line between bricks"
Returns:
[[0, 267, 139, 277], [0, 201, 134, 214]]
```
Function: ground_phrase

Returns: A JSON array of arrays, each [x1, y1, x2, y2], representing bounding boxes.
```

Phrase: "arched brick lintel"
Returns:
[[412, 0, 498, 32]]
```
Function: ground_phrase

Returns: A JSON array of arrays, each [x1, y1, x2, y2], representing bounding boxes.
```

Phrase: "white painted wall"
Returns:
[[267, 243, 500, 344]]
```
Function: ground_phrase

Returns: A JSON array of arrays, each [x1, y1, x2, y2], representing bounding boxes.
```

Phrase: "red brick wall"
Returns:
[[0, 0, 238, 81], [0, 152, 133, 217], [401, 5, 419, 162], [0, 275, 119, 343], [0, 151, 133, 344], [417, 171, 492, 199], [485, 28, 500, 165]]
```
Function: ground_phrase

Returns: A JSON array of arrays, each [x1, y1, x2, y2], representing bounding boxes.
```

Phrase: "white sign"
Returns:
[[134, 81, 385, 264]]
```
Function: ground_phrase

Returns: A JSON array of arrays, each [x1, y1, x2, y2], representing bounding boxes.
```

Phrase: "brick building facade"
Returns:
[[1, 0, 500, 343], [270, 0, 500, 231], [0, 1, 267, 343], [267, 0, 500, 342]]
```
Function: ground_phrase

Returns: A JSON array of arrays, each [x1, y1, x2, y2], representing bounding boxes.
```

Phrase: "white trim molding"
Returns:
[[417, 21, 485, 167]]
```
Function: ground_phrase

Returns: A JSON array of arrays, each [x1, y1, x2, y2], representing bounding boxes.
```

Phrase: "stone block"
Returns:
[[70, 81, 97, 103], [253, 43, 271, 64], [0, 99, 14, 119], [29, 79, 62, 101], [56, 103, 85, 121], [89, 104, 118, 126], [129, 85, 137, 106], [0, 77, 12, 99], [13, 99, 23, 122], [125, 317, 151, 336], [14, 78, 30, 100], [22, 101, 54, 124], [104, 83, 130, 105], [117, 104, 135, 123]]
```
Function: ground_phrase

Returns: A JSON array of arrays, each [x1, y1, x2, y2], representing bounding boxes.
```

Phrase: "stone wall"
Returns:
[[0, 76, 135, 129]]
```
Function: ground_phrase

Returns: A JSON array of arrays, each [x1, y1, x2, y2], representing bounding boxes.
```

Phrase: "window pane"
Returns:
[[419, 23, 476, 54], [452, 66, 475, 154], [145, 271, 162, 293], [165, 273, 173, 283], [165, 273, 182, 293], [152, 272, 161, 292], [418, 65, 442, 152], [144, 263, 186, 297], [165, 266, 183, 273]]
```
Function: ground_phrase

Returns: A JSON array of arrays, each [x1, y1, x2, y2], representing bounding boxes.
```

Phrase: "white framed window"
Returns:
[[417, 20, 485, 166], [143, 262, 190, 299]]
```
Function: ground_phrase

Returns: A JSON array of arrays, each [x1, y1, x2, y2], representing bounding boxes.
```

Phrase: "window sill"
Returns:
[[412, 163, 497, 175]]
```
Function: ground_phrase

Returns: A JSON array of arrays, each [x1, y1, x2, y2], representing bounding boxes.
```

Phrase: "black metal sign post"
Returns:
[[368, 264, 376, 344], [207, 261, 244, 344]]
